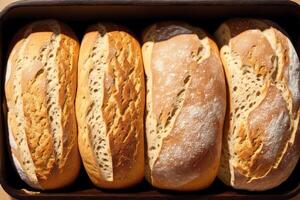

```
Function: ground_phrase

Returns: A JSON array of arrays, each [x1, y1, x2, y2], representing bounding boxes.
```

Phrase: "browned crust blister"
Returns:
[[215, 18, 300, 191], [76, 23, 145, 189], [142, 22, 226, 191], [5, 20, 80, 190]]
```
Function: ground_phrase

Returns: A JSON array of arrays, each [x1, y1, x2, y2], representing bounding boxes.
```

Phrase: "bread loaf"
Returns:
[[76, 23, 145, 189], [215, 18, 300, 191], [142, 22, 226, 191], [5, 20, 81, 190]]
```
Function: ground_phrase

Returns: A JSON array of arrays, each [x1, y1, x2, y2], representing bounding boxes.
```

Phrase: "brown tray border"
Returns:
[[0, 1, 299, 199]]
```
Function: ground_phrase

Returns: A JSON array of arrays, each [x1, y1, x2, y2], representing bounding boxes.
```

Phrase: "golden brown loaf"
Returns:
[[76, 23, 145, 189], [215, 18, 300, 191], [5, 20, 81, 190], [142, 22, 226, 191]]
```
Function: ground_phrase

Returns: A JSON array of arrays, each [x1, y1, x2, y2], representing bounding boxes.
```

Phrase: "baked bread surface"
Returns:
[[5, 19, 81, 190], [76, 23, 145, 189], [142, 22, 226, 191], [215, 18, 300, 191]]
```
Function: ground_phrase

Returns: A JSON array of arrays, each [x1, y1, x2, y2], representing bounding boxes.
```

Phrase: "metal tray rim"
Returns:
[[0, 0, 299, 199]]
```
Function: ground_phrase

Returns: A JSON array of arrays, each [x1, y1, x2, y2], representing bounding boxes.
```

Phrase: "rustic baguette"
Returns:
[[215, 18, 300, 191], [142, 22, 226, 191], [76, 23, 145, 189], [5, 20, 81, 190]]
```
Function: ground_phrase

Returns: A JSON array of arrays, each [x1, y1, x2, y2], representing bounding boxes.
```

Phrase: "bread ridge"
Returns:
[[142, 22, 226, 191], [215, 18, 300, 191], [5, 19, 80, 190], [76, 23, 145, 189]]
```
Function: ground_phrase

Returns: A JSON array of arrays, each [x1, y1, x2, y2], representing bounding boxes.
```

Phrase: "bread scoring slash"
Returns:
[[215, 18, 300, 191], [76, 23, 145, 189], [5, 20, 81, 190], [142, 22, 227, 191]]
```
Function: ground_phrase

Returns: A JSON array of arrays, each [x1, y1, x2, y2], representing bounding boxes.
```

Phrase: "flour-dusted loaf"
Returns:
[[215, 18, 300, 191], [142, 22, 226, 191], [76, 23, 145, 189], [5, 20, 80, 190]]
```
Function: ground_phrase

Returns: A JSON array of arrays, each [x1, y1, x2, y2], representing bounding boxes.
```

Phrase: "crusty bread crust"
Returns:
[[142, 22, 226, 191], [76, 23, 145, 189], [215, 18, 300, 191], [5, 19, 81, 190]]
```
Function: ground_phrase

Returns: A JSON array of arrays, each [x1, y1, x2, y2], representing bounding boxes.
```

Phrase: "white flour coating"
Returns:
[[153, 35, 198, 106], [263, 28, 300, 107], [154, 59, 167, 73], [287, 40, 300, 106], [157, 98, 223, 186], [177, 97, 223, 135], [5, 51, 13, 85], [197, 38, 211, 64], [249, 92, 282, 127], [8, 122, 17, 149], [264, 112, 289, 161], [12, 154, 41, 189], [215, 20, 300, 190], [147, 27, 222, 187], [164, 73, 176, 86], [204, 78, 215, 95], [262, 29, 276, 51], [9, 24, 39, 187], [247, 91, 289, 165], [154, 37, 191, 73]]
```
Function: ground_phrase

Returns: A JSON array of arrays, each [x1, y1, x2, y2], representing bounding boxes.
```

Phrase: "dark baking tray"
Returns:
[[0, 0, 299, 199]]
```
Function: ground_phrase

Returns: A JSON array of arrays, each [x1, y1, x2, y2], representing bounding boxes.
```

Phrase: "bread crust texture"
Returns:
[[5, 19, 81, 190], [76, 23, 145, 189], [142, 22, 226, 191], [215, 18, 300, 191]]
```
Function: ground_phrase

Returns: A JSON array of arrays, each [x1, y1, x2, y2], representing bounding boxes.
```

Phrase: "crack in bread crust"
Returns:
[[77, 23, 145, 188], [86, 24, 113, 181], [5, 20, 80, 190], [143, 22, 226, 190], [7, 22, 41, 188], [103, 30, 144, 181], [42, 21, 64, 165], [215, 18, 300, 191]]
